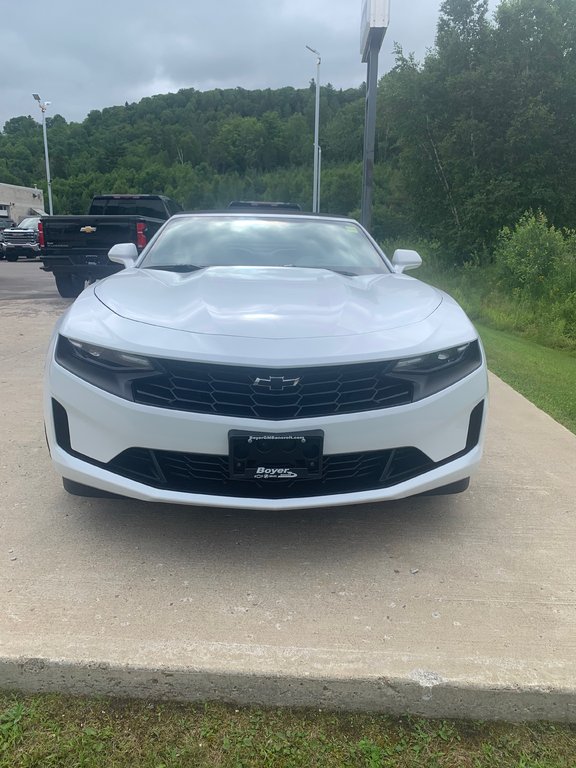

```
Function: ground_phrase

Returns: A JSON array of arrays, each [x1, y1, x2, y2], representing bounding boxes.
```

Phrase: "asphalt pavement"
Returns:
[[0, 257, 59, 301], [1, 261, 575, 721]]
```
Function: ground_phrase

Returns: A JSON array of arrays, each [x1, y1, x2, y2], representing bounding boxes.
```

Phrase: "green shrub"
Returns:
[[493, 211, 571, 299], [378, 217, 576, 349]]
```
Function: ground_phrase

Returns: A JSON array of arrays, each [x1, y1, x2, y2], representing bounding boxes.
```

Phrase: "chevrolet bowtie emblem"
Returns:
[[253, 376, 301, 391], [80, 226, 97, 233]]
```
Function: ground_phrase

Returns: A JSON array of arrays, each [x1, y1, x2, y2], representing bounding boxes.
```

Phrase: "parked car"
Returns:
[[44, 210, 488, 509], [39, 194, 182, 298], [2, 217, 41, 262]]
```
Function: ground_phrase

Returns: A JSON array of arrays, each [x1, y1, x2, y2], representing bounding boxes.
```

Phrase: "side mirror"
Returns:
[[108, 242, 138, 269], [391, 248, 422, 273]]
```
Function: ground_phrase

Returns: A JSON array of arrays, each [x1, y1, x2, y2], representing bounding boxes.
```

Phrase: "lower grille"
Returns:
[[106, 446, 435, 498], [52, 398, 484, 500]]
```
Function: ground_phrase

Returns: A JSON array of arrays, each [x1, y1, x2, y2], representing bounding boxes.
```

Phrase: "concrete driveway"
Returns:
[[1, 261, 575, 721]]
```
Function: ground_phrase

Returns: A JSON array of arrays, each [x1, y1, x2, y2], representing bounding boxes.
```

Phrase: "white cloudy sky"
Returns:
[[1, 0, 499, 129]]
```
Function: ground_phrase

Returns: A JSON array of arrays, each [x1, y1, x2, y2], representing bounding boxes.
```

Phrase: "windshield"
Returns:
[[139, 216, 390, 276], [18, 217, 39, 229]]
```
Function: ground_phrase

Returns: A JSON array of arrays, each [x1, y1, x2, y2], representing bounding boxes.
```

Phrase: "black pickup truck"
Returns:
[[39, 194, 182, 297]]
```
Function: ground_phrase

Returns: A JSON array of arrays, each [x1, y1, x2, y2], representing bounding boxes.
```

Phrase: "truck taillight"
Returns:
[[136, 222, 147, 250], [38, 220, 45, 248]]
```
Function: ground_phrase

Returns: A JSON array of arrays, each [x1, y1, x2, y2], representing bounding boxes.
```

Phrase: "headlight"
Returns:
[[55, 336, 159, 399], [391, 340, 482, 401], [66, 338, 154, 369]]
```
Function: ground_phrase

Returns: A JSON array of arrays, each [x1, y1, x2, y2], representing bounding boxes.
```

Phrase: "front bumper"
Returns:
[[45, 352, 488, 509], [4, 242, 40, 254]]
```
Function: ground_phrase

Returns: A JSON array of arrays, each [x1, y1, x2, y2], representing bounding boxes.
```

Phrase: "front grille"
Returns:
[[3, 232, 36, 244], [106, 446, 434, 498], [133, 361, 413, 420]]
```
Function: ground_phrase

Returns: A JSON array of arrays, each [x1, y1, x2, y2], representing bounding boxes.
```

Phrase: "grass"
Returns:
[[477, 322, 576, 434], [1, 694, 576, 767]]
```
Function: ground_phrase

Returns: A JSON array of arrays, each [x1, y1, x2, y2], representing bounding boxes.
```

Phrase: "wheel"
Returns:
[[54, 273, 85, 298], [418, 477, 470, 497], [62, 477, 125, 499], [5, 252, 18, 262]]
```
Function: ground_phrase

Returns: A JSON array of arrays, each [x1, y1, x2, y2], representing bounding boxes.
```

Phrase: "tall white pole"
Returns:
[[317, 145, 322, 212], [306, 46, 321, 213], [33, 94, 53, 215], [41, 110, 54, 215]]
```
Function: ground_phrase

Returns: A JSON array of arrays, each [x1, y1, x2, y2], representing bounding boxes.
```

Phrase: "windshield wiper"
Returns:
[[322, 268, 359, 277], [282, 265, 359, 277], [144, 264, 204, 273]]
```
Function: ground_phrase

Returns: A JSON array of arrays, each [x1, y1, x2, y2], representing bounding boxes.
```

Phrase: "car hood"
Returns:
[[93, 266, 443, 339]]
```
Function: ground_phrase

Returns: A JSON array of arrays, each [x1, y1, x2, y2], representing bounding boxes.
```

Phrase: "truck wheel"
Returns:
[[54, 273, 85, 298], [5, 252, 18, 262]]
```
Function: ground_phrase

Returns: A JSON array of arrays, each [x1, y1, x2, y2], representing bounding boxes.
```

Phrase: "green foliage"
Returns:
[[320, 163, 362, 215], [381, 0, 576, 261], [0, 702, 26, 754], [494, 211, 569, 297], [490, 211, 576, 341], [0, 84, 368, 217], [415, 205, 576, 350]]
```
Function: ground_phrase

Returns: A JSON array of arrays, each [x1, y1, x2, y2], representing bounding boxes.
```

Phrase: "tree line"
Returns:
[[1, 0, 575, 265]]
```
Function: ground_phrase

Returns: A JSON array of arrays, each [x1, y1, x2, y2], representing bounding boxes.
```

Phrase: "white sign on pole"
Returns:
[[360, 0, 390, 62]]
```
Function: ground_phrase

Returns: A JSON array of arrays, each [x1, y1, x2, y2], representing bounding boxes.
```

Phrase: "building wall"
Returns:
[[0, 183, 46, 224]]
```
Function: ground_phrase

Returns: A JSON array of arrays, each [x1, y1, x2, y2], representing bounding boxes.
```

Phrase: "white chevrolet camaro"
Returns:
[[44, 211, 488, 509]]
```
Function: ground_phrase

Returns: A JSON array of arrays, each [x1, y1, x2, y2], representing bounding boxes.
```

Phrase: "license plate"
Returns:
[[229, 430, 324, 480]]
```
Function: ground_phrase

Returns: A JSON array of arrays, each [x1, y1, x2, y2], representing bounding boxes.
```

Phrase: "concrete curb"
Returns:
[[2, 655, 576, 722]]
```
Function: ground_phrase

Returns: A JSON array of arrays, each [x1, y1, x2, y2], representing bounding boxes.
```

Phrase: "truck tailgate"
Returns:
[[42, 216, 162, 260]]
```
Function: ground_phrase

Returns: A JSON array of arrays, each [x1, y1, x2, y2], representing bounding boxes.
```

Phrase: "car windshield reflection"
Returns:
[[140, 215, 390, 276]]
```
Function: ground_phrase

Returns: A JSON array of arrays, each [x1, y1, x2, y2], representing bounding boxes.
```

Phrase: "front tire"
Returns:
[[54, 273, 85, 298], [5, 252, 18, 262]]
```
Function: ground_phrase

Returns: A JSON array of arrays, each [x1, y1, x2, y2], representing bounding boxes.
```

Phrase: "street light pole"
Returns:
[[317, 145, 322, 212], [306, 46, 321, 213], [32, 94, 53, 215]]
